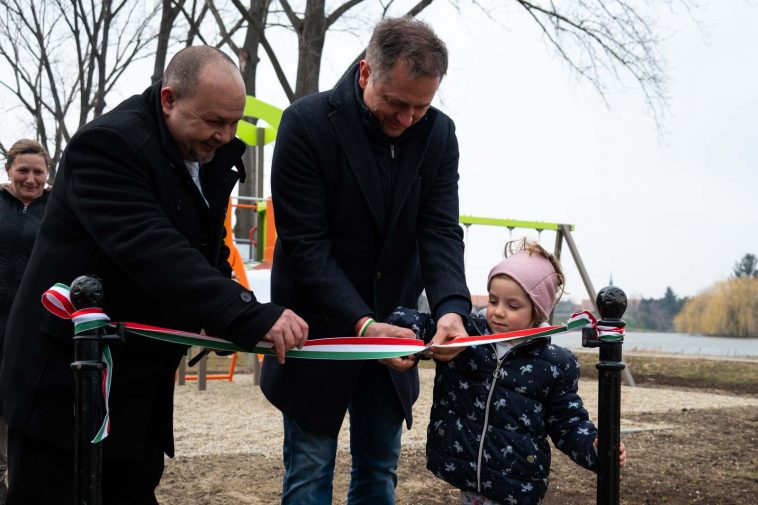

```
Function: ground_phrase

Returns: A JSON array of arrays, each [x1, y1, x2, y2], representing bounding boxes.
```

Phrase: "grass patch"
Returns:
[[183, 349, 758, 396], [574, 351, 758, 395]]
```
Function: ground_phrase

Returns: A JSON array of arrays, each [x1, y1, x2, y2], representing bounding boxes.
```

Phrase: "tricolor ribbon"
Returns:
[[44, 284, 114, 443], [42, 283, 623, 442]]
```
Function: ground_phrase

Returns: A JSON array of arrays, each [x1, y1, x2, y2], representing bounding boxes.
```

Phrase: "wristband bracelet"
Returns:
[[359, 318, 375, 336]]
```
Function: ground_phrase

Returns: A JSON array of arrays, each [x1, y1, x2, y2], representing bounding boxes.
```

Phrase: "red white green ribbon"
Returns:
[[44, 284, 114, 443], [43, 284, 619, 358], [42, 283, 623, 442]]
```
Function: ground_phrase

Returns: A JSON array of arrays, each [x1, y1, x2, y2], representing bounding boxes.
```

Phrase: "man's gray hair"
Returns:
[[163, 46, 239, 99], [365, 17, 448, 83]]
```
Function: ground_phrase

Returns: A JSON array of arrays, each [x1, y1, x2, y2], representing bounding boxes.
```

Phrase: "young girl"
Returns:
[[388, 239, 626, 505]]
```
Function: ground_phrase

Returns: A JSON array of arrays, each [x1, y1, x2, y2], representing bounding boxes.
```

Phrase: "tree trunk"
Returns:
[[152, 0, 183, 84], [234, 1, 268, 247], [294, 0, 326, 99]]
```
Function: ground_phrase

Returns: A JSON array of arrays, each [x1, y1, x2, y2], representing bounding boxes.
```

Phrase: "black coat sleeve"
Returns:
[[416, 119, 471, 319]]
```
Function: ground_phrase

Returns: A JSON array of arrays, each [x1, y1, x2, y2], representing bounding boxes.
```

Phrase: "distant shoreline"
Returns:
[[572, 348, 758, 363]]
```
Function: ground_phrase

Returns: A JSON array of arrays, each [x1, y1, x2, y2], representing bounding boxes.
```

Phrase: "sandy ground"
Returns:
[[169, 369, 758, 457], [157, 365, 758, 504]]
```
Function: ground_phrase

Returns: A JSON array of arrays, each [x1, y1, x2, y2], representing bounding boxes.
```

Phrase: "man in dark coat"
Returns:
[[0, 46, 307, 504], [260, 18, 471, 504]]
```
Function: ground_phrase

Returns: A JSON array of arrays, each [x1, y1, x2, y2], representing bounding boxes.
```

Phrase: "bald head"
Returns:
[[160, 46, 246, 163], [163, 46, 240, 99]]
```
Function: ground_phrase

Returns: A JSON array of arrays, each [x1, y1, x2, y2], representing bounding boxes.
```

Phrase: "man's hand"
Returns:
[[262, 309, 309, 364], [426, 312, 466, 362], [379, 355, 418, 372]]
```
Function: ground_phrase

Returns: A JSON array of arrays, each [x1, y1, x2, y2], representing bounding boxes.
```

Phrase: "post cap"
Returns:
[[70, 275, 105, 310], [596, 286, 627, 320]]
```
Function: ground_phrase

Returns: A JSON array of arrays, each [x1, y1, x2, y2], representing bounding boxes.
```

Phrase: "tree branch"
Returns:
[[278, 0, 302, 32], [326, 0, 365, 28], [228, 0, 294, 102]]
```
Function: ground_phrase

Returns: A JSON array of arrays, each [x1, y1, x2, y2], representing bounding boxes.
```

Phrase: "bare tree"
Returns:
[[509, 0, 694, 127], [276, 0, 368, 99], [195, 0, 687, 247], [209, 0, 274, 246], [152, 0, 186, 84], [152, 0, 216, 85], [0, 0, 157, 179]]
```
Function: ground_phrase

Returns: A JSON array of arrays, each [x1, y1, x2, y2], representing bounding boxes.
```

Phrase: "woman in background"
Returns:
[[0, 139, 51, 504]]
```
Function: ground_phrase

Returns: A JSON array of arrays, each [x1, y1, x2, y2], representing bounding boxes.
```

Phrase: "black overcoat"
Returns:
[[260, 66, 470, 438], [0, 83, 283, 459]]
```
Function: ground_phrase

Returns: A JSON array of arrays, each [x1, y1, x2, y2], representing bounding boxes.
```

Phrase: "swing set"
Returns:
[[460, 215, 636, 387]]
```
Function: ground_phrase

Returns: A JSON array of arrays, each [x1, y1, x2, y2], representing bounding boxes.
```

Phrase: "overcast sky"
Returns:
[[3, 1, 756, 303], [392, 0, 757, 302]]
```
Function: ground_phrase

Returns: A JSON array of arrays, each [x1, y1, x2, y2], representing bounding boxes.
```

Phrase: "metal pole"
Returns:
[[559, 224, 597, 305], [594, 286, 627, 505], [253, 354, 262, 386], [70, 275, 105, 505], [177, 356, 186, 386], [255, 127, 266, 262], [549, 229, 564, 324], [198, 351, 208, 391]]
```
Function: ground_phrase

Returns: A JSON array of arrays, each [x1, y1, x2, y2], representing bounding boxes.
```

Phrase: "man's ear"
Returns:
[[358, 60, 371, 90], [160, 87, 176, 115]]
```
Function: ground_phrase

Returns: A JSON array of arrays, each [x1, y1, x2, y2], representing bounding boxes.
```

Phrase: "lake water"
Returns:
[[556, 331, 758, 357]]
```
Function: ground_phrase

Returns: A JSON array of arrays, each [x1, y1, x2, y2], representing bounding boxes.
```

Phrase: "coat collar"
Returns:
[[0, 184, 51, 207]]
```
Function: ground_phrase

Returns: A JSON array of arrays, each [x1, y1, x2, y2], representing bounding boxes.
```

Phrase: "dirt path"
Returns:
[[157, 368, 758, 504]]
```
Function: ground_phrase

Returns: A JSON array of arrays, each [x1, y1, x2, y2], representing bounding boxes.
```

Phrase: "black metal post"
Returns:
[[70, 275, 105, 505], [594, 286, 627, 505]]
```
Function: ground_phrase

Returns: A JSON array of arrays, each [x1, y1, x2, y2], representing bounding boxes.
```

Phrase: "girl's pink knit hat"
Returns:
[[487, 251, 559, 322]]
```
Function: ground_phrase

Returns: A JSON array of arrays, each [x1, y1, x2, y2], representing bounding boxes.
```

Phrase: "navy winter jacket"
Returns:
[[387, 308, 599, 504]]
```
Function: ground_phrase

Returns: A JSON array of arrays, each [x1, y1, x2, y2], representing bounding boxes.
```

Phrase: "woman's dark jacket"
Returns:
[[387, 308, 599, 504], [260, 65, 470, 438], [0, 83, 284, 460], [0, 186, 50, 363]]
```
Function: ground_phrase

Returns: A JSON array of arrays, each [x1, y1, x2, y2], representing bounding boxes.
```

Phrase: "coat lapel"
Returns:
[[328, 74, 385, 232], [202, 138, 245, 212], [386, 113, 437, 232]]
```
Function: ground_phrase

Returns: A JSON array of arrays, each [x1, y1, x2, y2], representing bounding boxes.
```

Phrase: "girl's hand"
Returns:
[[593, 438, 627, 467], [359, 320, 417, 372], [363, 321, 415, 339], [427, 313, 467, 361]]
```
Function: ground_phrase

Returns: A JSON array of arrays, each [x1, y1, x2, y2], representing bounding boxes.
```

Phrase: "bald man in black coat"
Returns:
[[0, 46, 307, 504]]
